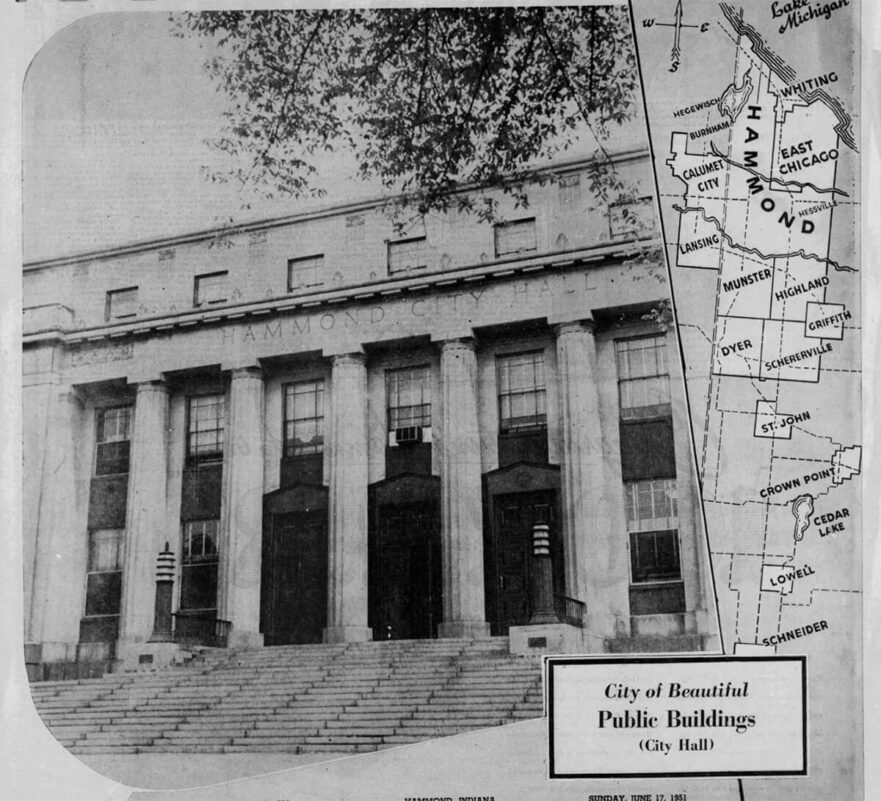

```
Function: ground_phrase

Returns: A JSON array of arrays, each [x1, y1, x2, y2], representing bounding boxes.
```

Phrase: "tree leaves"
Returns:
[[174, 7, 639, 224]]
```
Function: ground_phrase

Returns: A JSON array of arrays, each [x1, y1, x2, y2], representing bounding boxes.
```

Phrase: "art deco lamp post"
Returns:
[[148, 542, 176, 642], [529, 522, 560, 625]]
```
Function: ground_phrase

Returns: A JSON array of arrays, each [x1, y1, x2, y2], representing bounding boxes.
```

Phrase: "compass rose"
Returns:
[[641, 0, 709, 73]]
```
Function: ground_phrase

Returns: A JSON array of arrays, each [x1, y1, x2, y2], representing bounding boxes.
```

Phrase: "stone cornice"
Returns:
[[23, 237, 661, 349]]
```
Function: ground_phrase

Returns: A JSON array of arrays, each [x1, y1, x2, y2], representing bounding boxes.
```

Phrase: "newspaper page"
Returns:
[[1, 2, 876, 801]]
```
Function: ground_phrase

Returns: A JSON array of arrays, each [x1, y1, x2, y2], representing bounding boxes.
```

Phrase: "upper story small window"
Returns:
[[616, 336, 671, 420], [494, 218, 537, 257], [387, 365, 431, 444], [105, 287, 138, 321], [497, 351, 546, 433], [186, 395, 225, 462], [193, 272, 228, 307], [609, 196, 654, 238], [95, 405, 132, 475], [288, 255, 324, 292], [388, 237, 429, 274], [283, 380, 324, 457]]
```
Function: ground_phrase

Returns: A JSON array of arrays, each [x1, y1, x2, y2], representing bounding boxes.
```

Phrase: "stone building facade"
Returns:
[[22, 149, 718, 678]]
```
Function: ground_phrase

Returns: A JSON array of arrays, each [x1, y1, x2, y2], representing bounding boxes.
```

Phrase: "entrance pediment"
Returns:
[[369, 473, 441, 506], [483, 462, 561, 495], [263, 483, 328, 514]]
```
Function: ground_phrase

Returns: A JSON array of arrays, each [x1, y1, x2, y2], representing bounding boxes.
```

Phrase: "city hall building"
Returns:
[[22, 148, 718, 679]]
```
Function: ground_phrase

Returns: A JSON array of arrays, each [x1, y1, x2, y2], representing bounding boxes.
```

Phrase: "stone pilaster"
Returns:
[[219, 367, 265, 648], [555, 321, 628, 643], [28, 388, 86, 656], [438, 338, 490, 638], [324, 352, 372, 643], [119, 380, 170, 647]]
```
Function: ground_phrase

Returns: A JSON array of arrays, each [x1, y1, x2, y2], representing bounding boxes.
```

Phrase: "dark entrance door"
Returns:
[[489, 490, 560, 635], [263, 511, 327, 645], [370, 505, 441, 640]]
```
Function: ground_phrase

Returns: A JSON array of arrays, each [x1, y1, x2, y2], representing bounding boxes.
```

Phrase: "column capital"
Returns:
[[552, 319, 596, 338], [438, 337, 477, 354], [331, 351, 366, 368], [133, 378, 169, 394], [229, 365, 263, 381]]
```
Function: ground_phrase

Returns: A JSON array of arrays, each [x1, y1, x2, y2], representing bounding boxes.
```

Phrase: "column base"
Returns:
[[227, 630, 264, 649], [323, 626, 373, 644], [438, 621, 491, 639]]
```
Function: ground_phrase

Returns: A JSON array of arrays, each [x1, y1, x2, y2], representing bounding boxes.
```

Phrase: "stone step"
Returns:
[[399, 717, 506, 729], [79, 734, 157, 746], [430, 690, 530, 699], [143, 744, 229, 754], [271, 704, 347, 714], [408, 704, 512, 721], [44, 725, 100, 737], [323, 719, 404, 731], [38, 713, 115, 725], [70, 746, 142, 755], [338, 709, 409, 720], [249, 710, 345, 721], [221, 744, 300, 753], [170, 724, 252, 736], [395, 722, 500, 740], [345, 698, 429, 708], [246, 726, 322, 737], [296, 743, 369, 754], [510, 709, 543, 719], [301, 735, 384, 745]]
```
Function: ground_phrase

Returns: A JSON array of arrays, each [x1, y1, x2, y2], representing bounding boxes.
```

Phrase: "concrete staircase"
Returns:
[[29, 638, 544, 755]]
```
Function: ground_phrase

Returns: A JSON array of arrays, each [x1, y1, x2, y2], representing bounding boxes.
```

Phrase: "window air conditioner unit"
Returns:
[[388, 426, 431, 446]]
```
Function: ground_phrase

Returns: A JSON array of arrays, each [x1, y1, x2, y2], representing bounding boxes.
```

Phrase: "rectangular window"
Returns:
[[283, 380, 324, 457], [187, 395, 225, 461], [497, 351, 547, 433], [105, 287, 138, 321], [616, 336, 672, 420], [287, 255, 324, 292], [387, 365, 431, 441], [624, 478, 681, 583], [494, 218, 537, 257], [388, 237, 429, 274], [179, 519, 219, 612], [95, 405, 132, 475], [194, 271, 228, 307], [610, 196, 654, 238], [84, 529, 123, 617]]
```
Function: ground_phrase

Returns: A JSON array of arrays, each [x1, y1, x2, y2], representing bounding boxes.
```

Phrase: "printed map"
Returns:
[[631, 2, 861, 799]]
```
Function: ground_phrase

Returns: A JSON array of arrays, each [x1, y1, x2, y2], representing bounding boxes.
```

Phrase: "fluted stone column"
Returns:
[[219, 367, 265, 648], [324, 352, 372, 643], [119, 380, 170, 648], [438, 339, 490, 638], [28, 388, 86, 658]]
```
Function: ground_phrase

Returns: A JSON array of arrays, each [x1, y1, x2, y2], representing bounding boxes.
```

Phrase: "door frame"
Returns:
[[260, 483, 329, 645], [368, 473, 442, 641], [482, 462, 562, 635]]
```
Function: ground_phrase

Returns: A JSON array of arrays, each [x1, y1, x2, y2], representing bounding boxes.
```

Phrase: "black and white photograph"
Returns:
[[2, 2, 874, 800]]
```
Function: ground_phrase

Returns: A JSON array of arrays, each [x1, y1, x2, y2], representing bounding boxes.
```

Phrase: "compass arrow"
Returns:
[[672, 0, 683, 59]]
